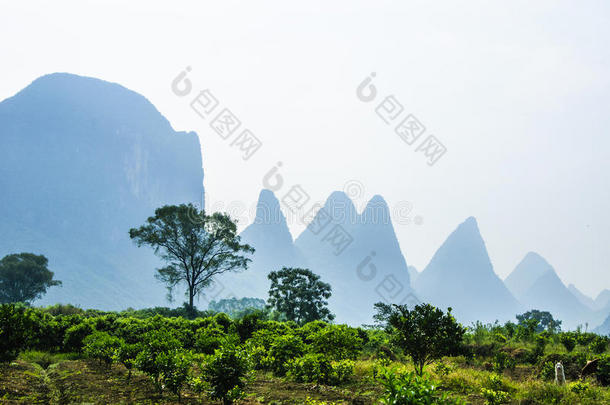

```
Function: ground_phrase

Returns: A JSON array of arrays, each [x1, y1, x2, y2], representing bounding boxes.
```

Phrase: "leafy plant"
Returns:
[[375, 302, 466, 375], [286, 353, 354, 385], [199, 343, 251, 405], [377, 367, 463, 404], [560, 334, 577, 352], [83, 331, 122, 367]]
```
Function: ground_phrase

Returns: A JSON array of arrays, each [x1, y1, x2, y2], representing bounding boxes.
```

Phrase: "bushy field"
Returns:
[[2, 303, 610, 404]]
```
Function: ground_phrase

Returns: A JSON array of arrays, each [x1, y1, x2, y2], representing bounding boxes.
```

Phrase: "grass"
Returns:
[[3, 355, 609, 404]]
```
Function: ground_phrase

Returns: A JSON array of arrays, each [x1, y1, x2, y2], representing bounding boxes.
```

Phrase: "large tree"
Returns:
[[0, 253, 61, 304], [375, 302, 465, 376], [267, 267, 334, 324], [516, 310, 561, 333], [129, 204, 254, 312]]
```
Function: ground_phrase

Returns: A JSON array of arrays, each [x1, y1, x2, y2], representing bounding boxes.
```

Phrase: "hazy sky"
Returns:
[[1, 1, 609, 297]]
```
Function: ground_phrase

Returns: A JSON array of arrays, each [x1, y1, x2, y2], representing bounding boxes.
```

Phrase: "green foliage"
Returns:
[[208, 297, 266, 318], [155, 349, 193, 398], [0, 304, 33, 361], [286, 353, 354, 385], [589, 335, 609, 354], [63, 321, 94, 352], [493, 351, 516, 374], [376, 302, 466, 376], [267, 267, 334, 324], [195, 323, 226, 354], [267, 333, 305, 375], [481, 387, 510, 405], [308, 324, 363, 360], [560, 333, 577, 352], [597, 355, 610, 386], [114, 340, 139, 379], [199, 343, 251, 405], [83, 331, 122, 367], [0, 253, 61, 304], [134, 329, 182, 391], [129, 204, 254, 311], [569, 380, 590, 394], [377, 367, 463, 404], [516, 310, 561, 333]]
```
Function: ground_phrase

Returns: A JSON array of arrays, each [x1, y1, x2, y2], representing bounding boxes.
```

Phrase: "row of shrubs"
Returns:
[[0, 304, 375, 402]]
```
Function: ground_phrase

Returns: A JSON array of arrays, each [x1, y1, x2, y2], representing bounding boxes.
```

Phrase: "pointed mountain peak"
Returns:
[[253, 189, 286, 226], [321, 191, 357, 225], [505, 252, 554, 300], [361, 195, 390, 225]]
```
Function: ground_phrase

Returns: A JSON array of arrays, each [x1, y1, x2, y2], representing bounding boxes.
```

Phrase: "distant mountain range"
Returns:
[[1, 73, 608, 332]]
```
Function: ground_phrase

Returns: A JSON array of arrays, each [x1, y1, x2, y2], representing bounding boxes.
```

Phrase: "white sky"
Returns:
[[1, 0, 608, 297]]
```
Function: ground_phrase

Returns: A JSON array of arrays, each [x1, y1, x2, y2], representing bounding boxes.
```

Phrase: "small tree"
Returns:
[[375, 302, 465, 376], [0, 253, 61, 304], [200, 343, 251, 405], [267, 268, 334, 324], [129, 204, 254, 313]]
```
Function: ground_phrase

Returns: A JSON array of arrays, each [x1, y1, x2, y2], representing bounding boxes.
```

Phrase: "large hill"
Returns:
[[0, 73, 204, 309], [414, 217, 521, 324]]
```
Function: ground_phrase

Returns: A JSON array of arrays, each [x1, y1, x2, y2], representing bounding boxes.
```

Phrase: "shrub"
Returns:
[[195, 323, 225, 354], [597, 355, 610, 386], [493, 351, 516, 374], [589, 335, 608, 354], [155, 349, 193, 399], [481, 388, 509, 405], [83, 331, 122, 367], [63, 321, 94, 352], [309, 325, 363, 361], [114, 341, 140, 379], [287, 353, 354, 386], [266, 334, 305, 375], [0, 304, 33, 362], [134, 329, 182, 391], [560, 334, 577, 352], [377, 367, 463, 404], [199, 343, 251, 405], [569, 380, 590, 394]]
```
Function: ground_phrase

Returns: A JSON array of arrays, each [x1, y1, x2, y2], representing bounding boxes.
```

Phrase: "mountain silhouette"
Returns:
[[213, 189, 305, 301], [0, 73, 204, 309], [506, 253, 597, 329], [414, 217, 521, 324], [294, 191, 412, 325]]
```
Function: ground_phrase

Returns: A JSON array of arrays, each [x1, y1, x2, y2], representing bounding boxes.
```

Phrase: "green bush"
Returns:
[[309, 324, 363, 360], [266, 334, 305, 375], [195, 323, 225, 354], [493, 351, 516, 374], [481, 387, 509, 405], [134, 329, 182, 391], [83, 331, 122, 367], [0, 304, 34, 362], [286, 353, 354, 386], [63, 321, 94, 352], [597, 355, 610, 386], [589, 336, 608, 354], [199, 343, 251, 405], [377, 367, 463, 404], [114, 341, 140, 379], [155, 349, 193, 399], [560, 334, 577, 352]]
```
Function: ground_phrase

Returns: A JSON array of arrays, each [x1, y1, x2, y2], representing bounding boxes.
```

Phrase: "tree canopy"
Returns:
[[267, 267, 334, 324], [375, 302, 465, 376], [517, 310, 562, 333], [0, 253, 61, 304], [129, 204, 254, 312]]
